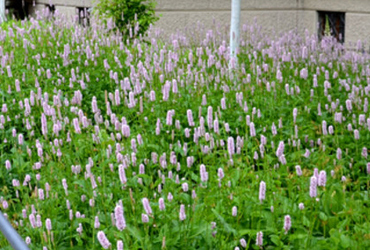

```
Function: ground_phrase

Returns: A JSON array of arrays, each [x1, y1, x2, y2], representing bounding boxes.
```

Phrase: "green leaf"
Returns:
[[340, 234, 350, 248], [303, 216, 310, 227], [270, 235, 281, 246], [127, 225, 143, 243], [211, 209, 237, 236], [319, 212, 328, 221], [239, 229, 254, 236]]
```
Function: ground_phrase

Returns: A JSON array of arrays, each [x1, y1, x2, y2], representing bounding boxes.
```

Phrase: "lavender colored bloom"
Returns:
[[91, 97, 98, 113], [303, 148, 310, 158], [240, 238, 247, 248], [142, 198, 153, 215], [18, 134, 24, 145], [114, 89, 120, 105], [283, 215, 291, 234], [118, 164, 127, 184], [114, 204, 126, 231], [117, 240, 124, 250], [5, 160, 11, 170], [256, 231, 263, 247], [166, 110, 174, 126], [38, 189, 44, 200], [207, 106, 213, 129], [142, 213, 149, 223], [225, 123, 230, 132], [192, 190, 197, 199], [29, 214, 36, 228], [217, 168, 224, 180], [232, 206, 237, 217], [179, 204, 186, 221], [354, 129, 360, 140], [94, 216, 100, 229], [345, 99, 352, 112], [310, 176, 317, 198], [97, 231, 111, 249], [1, 104, 7, 113], [271, 122, 277, 136], [6, 66, 12, 77], [121, 124, 130, 137], [276, 141, 284, 157], [221, 97, 226, 110], [2, 200, 8, 210], [347, 123, 353, 131], [227, 137, 235, 158], [200, 164, 208, 182], [62, 179, 68, 195], [36, 214, 42, 228], [184, 128, 190, 137], [159, 198, 165, 211], [298, 203, 304, 210], [162, 81, 171, 101], [45, 218, 52, 231], [250, 122, 256, 137], [258, 181, 266, 203], [362, 147, 368, 159], [167, 192, 173, 201], [72, 118, 81, 134], [202, 94, 207, 105], [295, 165, 302, 176], [318, 170, 327, 187], [149, 90, 156, 101], [292, 108, 298, 123], [336, 148, 342, 160], [322, 120, 327, 135], [182, 182, 189, 192], [187, 109, 194, 126], [328, 125, 334, 135]]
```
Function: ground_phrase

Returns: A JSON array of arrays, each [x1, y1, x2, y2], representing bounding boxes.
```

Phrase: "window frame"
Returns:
[[318, 11, 346, 43]]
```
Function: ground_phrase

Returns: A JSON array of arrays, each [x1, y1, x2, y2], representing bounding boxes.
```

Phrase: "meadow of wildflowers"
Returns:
[[0, 10, 370, 250]]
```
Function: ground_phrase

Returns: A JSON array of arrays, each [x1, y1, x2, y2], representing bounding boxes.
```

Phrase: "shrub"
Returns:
[[94, 0, 159, 38]]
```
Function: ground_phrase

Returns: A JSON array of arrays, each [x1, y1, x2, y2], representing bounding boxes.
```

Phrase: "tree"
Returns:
[[94, 0, 159, 39]]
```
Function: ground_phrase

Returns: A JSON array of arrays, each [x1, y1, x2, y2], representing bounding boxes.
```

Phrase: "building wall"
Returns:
[[26, 0, 370, 45]]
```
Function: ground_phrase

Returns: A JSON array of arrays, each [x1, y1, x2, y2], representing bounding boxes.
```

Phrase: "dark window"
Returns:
[[45, 4, 55, 18], [77, 7, 90, 27], [318, 11, 345, 43], [5, 0, 29, 20], [46, 4, 55, 13]]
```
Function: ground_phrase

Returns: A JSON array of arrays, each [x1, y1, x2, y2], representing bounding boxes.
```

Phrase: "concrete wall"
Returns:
[[25, 0, 370, 44]]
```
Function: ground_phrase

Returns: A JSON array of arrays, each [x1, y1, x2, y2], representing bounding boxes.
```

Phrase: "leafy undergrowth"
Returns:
[[0, 11, 370, 250]]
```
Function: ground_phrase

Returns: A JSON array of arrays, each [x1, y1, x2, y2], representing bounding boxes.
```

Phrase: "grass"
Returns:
[[0, 12, 370, 250]]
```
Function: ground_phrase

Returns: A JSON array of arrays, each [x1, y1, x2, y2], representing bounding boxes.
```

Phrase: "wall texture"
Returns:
[[24, 0, 370, 45]]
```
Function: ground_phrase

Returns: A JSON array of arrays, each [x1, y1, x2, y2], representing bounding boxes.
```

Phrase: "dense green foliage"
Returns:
[[0, 15, 370, 250], [94, 0, 159, 39]]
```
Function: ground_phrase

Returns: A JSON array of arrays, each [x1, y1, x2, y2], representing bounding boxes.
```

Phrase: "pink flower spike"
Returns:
[[259, 181, 266, 203], [142, 198, 153, 215], [283, 215, 291, 234], [97, 231, 111, 249]]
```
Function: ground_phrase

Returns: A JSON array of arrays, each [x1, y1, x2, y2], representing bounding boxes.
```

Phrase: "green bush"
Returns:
[[94, 0, 159, 38]]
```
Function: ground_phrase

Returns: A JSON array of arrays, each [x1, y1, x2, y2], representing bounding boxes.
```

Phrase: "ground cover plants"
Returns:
[[0, 10, 370, 250]]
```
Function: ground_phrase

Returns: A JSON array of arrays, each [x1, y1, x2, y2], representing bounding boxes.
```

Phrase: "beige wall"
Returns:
[[29, 0, 370, 44]]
